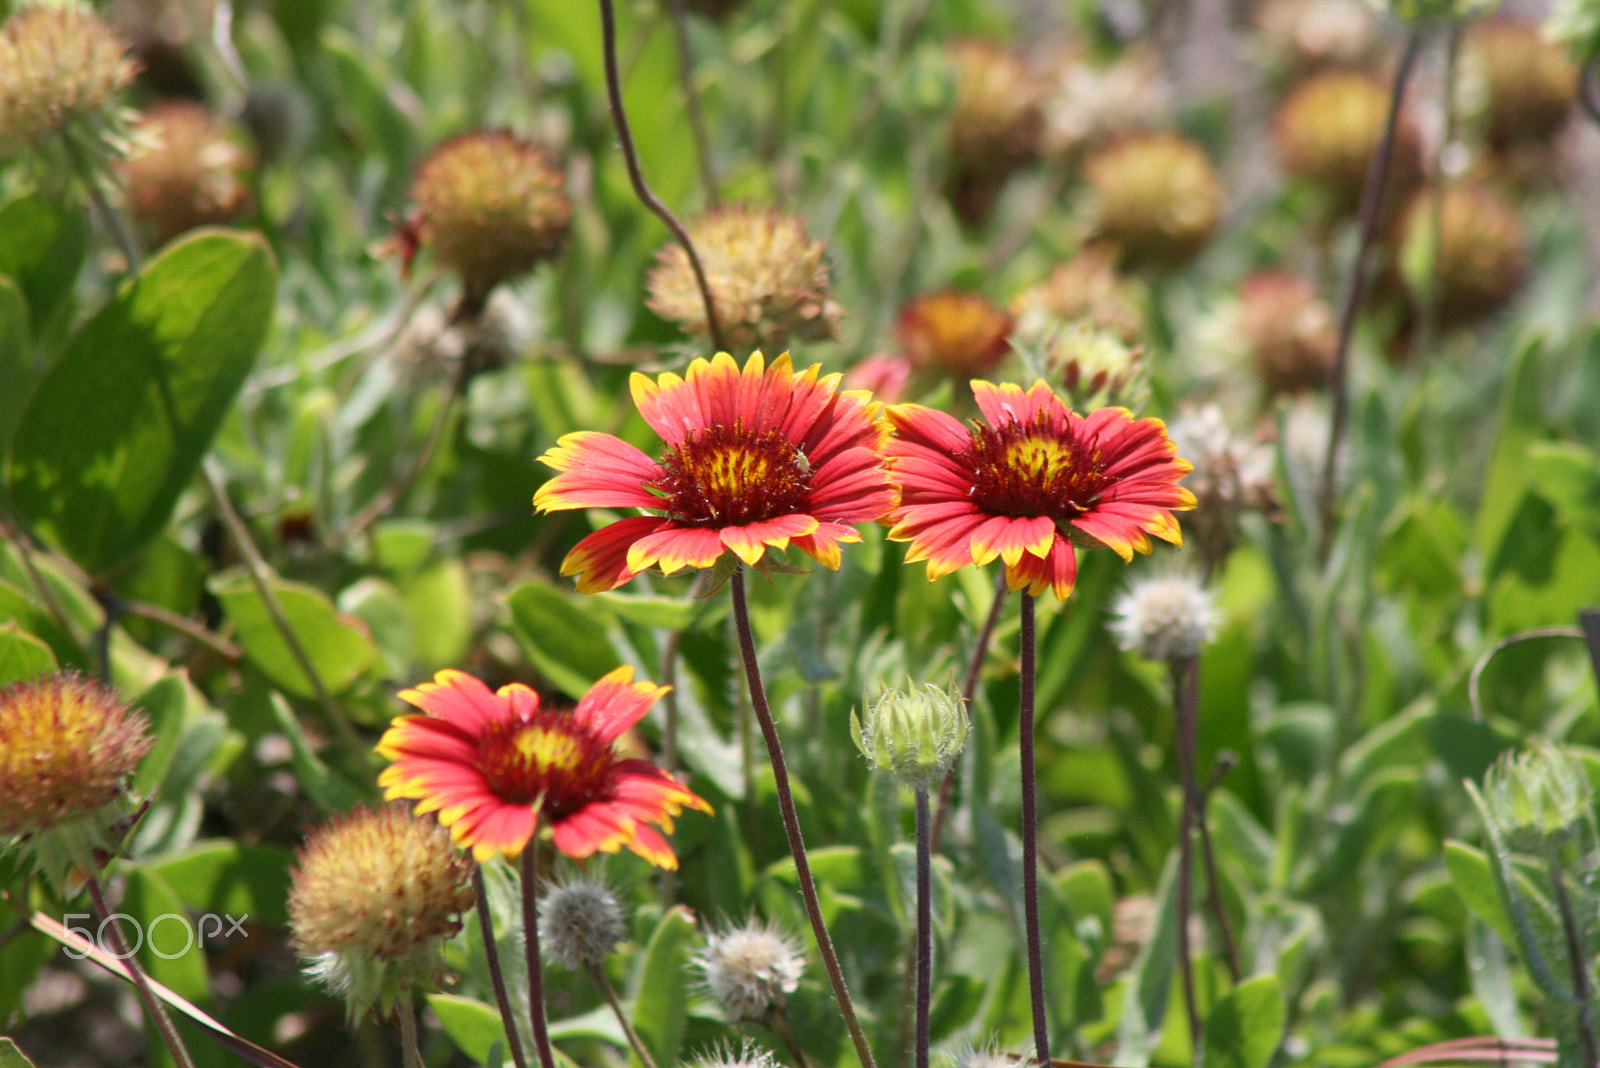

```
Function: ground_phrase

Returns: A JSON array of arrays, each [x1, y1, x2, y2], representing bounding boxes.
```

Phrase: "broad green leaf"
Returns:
[[401, 557, 472, 670], [1201, 974, 1283, 1068], [6, 231, 277, 575], [506, 579, 621, 696], [0, 275, 31, 464], [131, 673, 191, 796], [142, 840, 293, 928], [121, 868, 228, 1068], [1476, 335, 1547, 561], [1444, 840, 1517, 947], [630, 905, 697, 1068], [0, 1038, 39, 1068], [211, 572, 378, 697], [0, 621, 55, 685], [426, 994, 505, 1065], [1465, 918, 1526, 1038], [0, 192, 88, 332]]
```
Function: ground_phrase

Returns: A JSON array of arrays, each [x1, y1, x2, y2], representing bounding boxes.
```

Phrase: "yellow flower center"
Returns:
[[963, 413, 1110, 519], [477, 713, 615, 816], [651, 422, 811, 527]]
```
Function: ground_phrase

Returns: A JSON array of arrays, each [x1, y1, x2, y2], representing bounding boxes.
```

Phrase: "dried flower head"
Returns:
[[1109, 571, 1219, 663], [1084, 134, 1221, 270], [897, 290, 1015, 378], [1465, 19, 1578, 150], [539, 875, 628, 972], [1037, 320, 1147, 409], [697, 919, 806, 1023], [1395, 182, 1525, 326], [1238, 271, 1337, 397], [121, 101, 254, 248], [1011, 244, 1147, 346], [0, 672, 152, 892], [1166, 405, 1276, 572], [1041, 45, 1171, 161], [646, 205, 840, 351], [0, 3, 137, 161], [1274, 69, 1423, 218], [945, 39, 1043, 225], [288, 804, 475, 1019], [409, 130, 570, 311], [851, 680, 968, 788], [1253, 0, 1380, 75]]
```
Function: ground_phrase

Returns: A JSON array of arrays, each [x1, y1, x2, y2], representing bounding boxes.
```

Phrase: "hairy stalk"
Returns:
[[1171, 657, 1202, 1050], [474, 867, 531, 1068], [729, 569, 878, 1068], [521, 849, 558, 1068], [396, 993, 425, 1068], [590, 962, 660, 1068], [118, 596, 242, 660], [598, 0, 727, 352], [1020, 591, 1051, 1064], [87, 874, 198, 1068], [1317, 31, 1425, 560], [667, 0, 720, 206], [931, 569, 1010, 852], [1546, 845, 1599, 1068], [915, 785, 934, 1068], [64, 132, 142, 272], [1198, 752, 1241, 983], [768, 1008, 814, 1068]]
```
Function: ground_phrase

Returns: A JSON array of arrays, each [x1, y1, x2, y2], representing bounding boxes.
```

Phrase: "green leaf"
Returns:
[[0, 621, 56, 685], [1444, 840, 1517, 947], [427, 993, 506, 1065], [0, 191, 89, 332], [0, 275, 31, 465], [1200, 974, 1283, 1068], [142, 840, 293, 928], [505, 579, 621, 697], [1115, 851, 1182, 1067], [629, 905, 697, 1068], [0, 1038, 40, 1068], [131, 673, 191, 796], [6, 231, 277, 575], [210, 572, 379, 697], [268, 694, 371, 813]]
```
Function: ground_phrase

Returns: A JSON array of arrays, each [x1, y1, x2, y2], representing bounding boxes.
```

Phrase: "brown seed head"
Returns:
[[1274, 69, 1423, 217], [1396, 183, 1526, 326], [945, 39, 1043, 226], [1084, 134, 1221, 270], [1466, 20, 1578, 150], [0, 4, 137, 158], [1239, 271, 1337, 396], [121, 101, 254, 248], [646, 204, 841, 351]]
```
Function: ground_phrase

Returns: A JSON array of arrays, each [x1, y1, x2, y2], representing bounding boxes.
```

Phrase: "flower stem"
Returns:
[[1316, 30, 1424, 561], [86, 873, 198, 1068], [930, 568, 1009, 853], [396, 993, 425, 1068], [598, 0, 727, 352], [1198, 752, 1241, 984], [1019, 590, 1051, 1065], [729, 569, 878, 1068], [589, 962, 659, 1068], [474, 866, 531, 1068], [768, 1007, 814, 1068], [1171, 657, 1202, 1051], [520, 849, 559, 1068], [1546, 844, 1599, 1068], [914, 785, 933, 1068]]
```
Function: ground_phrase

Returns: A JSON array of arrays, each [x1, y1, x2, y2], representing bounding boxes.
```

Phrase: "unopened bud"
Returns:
[[851, 680, 969, 789]]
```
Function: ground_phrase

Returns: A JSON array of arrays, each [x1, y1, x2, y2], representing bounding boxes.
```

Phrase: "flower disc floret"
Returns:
[[886, 381, 1194, 600], [535, 351, 896, 592], [378, 667, 710, 866]]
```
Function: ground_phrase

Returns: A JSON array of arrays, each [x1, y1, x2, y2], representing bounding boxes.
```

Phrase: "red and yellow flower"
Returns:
[[885, 380, 1195, 600], [535, 350, 896, 592], [377, 667, 710, 867]]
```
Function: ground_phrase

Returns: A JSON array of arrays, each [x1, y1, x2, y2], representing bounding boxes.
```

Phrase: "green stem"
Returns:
[[520, 849, 558, 1068], [474, 866, 531, 1068], [729, 569, 878, 1068], [1171, 657, 1202, 1051], [914, 785, 933, 1068], [590, 961, 659, 1068], [87, 874, 198, 1068], [396, 992, 425, 1068], [930, 568, 1009, 853], [1020, 591, 1050, 1064]]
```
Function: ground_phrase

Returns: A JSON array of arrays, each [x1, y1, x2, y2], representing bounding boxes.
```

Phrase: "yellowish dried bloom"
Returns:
[[1238, 271, 1337, 396], [0, 3, 137, 160], [410, 130, 571, 312], [945, 39, 1043, 226], [896, 290, 1013, 378], [1274, 69, 1423, 217], [646, 205, 840, 351], [1011, 245, 1147, 346], [1396, 183, 1526, 325], [1466, 19, 1578, 149], [121, 101, 254, 248], [0, 673, 152, 893], [288, 804, 476, 1019], [1253, 0, 1380, 75], [1084, 134, 1221, 270]]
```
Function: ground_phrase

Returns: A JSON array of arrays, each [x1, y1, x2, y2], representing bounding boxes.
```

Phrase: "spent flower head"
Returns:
[[121, 101, 254, 248], [1084, 134, 1221, 269], [1274, 69, 1423, 218], [1108, 571, 1220, 663], [1395, 183, 1526, 327], [897, 290, 1015, 379], [696, 919, 806, 1023], [0, 672, 152, 893], [851, 680, 969, 789], [539, 875, 629, 972], [288, 804, 476, 1019], [0, 3, 137, 162], [647, 206, 840, 351]]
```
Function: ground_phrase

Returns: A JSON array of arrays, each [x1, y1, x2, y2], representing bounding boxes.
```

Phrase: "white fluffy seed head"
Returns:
[[695, 920, 805, 1023], [538, 876, 627, 971], [689, 1041, 782, 1068], [1108, 572, 1219, 663]]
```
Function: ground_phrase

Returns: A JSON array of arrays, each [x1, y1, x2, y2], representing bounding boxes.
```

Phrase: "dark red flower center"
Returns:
[[476, 713, 614, 819], [962, 413, 1110, 519], [649, 422, 811, 527]]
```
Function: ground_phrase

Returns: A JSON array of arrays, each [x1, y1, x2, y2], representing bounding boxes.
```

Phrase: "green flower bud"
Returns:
[[851, 681, 968, 789], [1481, 744, 1595, 849]]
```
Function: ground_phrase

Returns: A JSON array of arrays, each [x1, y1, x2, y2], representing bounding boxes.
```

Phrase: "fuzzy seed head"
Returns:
[[896, 290, 1014, 378], [947, 39, 1043, 173], [647, 205, 840, 350], [851, 681, 968, 789], [696, 920, 805, 1023], [1109, 572, 1219, 663], [0, 3, 137, 158], [539, 876, 628, 972], [288, 804, 475, 1018], [691, 1042, 782, 1068], [410, 130, 570, 304], [121, 101, 254, 248], [1274, 70, 1423, 217], [1396, 183, 1525, 326], [1166, 405, 1275, 572], [1466, 19, 1578, 148], [1084, 134, 1221, 269], [0, 673, 151, 839], [1238, 271, 1336, 396]]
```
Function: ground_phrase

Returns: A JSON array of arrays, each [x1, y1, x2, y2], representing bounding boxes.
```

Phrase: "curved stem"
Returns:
[[1171, 658, 1202, 1051], [930, 569, 1009, 853], [914, 785, 933, 1068], [521, 849, 558, 1068], [341, 380, 461, 545], [768, 1008, 814, 1068], [474, 866, 531, 1068], [729, 569, 878, 1068], [590, 962, 659, 1068], [1019, 591, 1050, 1065], [598, 0, 728, 352], [1316, 30, 1425, 561], [87, 874, 198, 1068]]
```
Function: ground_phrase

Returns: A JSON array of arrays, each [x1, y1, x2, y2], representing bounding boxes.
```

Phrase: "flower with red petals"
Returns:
[[377, 667, 710, 867], [885, 380, 1195, 600], [534, 350, 896, 592]]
